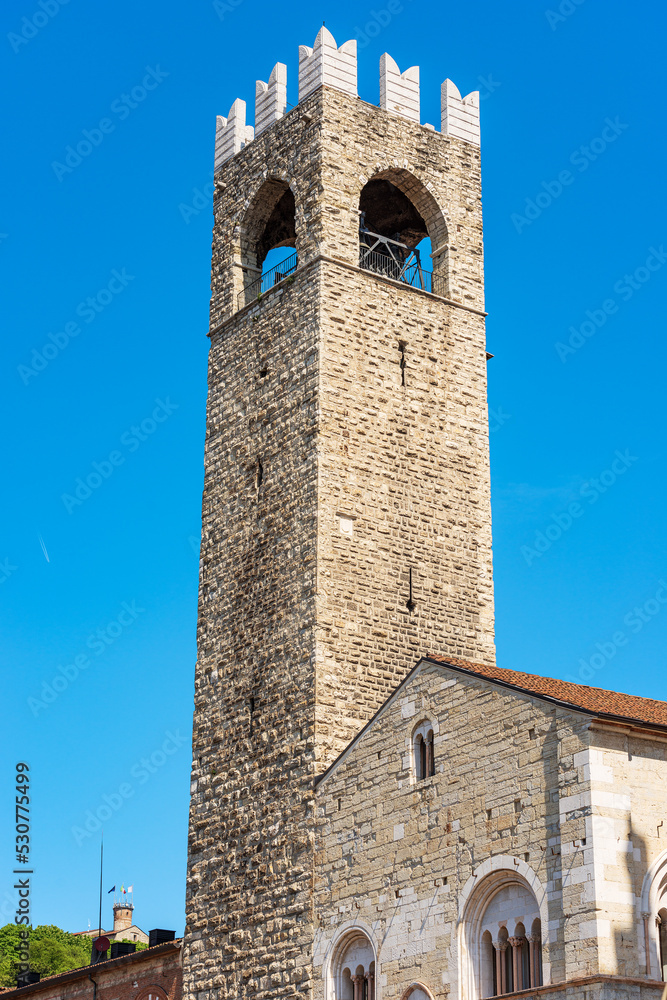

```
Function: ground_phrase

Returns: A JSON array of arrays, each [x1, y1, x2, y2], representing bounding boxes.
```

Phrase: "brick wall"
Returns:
[[1, 943, 182, 1000]]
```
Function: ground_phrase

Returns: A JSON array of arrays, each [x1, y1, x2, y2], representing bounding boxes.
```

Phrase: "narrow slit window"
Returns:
[[398, 341, 407, 386]]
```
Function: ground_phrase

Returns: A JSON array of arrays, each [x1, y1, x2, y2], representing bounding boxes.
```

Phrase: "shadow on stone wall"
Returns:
[[540, 717, 564, 983], [614, 817, 648, 978]]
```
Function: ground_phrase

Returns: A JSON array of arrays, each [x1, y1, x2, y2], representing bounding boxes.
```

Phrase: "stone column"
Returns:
[[352, 974, 365, 1000], [526, 934, 540, 987], [494, 941, 509, 995], [509, 937, 522, 991], [366, 968, 375, 1000], [642, 912, 651, 976]]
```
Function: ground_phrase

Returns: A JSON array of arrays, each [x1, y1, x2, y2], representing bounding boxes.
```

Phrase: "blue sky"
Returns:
[[1, 0, 666, 939]]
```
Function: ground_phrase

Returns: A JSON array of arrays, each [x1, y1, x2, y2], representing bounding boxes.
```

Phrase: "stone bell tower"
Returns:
[[184, 27, 494, 1000]]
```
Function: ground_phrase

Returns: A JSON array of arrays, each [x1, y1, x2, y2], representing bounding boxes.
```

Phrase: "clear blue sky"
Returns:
[[1, 0, 666, 939]]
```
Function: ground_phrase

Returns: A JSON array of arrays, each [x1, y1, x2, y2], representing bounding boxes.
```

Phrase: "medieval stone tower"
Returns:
[[185, 28, 495, 1000]]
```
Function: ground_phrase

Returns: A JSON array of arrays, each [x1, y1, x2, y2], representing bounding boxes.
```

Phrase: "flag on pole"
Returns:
[[121, 884, 125, 894], [127, 885, 133, 893], [107, 886, 116, 894]]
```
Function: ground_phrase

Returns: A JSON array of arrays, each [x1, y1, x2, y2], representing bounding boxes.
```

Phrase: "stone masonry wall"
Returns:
[[314, 88, 494, 762], [313, 88, 485, 313], [313, 662, 599, 1000], [185, 84, 495, 1000], [316, 262, 494, 764], [584, 726, 667, 978], [186, 271, 321, 1000]]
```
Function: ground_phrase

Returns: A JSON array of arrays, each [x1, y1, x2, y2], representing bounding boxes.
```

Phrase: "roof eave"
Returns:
[[1, 941, 182, 998]]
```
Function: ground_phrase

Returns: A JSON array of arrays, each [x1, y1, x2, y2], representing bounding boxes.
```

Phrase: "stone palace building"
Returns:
[[183, 27, 667, 1000]]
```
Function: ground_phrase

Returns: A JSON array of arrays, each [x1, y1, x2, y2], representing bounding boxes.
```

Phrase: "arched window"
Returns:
[[659, 909, 667, 981], [530, 918, 543, 987], [461, 869, 544, 999], [639, 848, 667, 980], [330, 930, 376, 1000], [413, 721, 436, 781], [481, 930, 495, 999], [484, 907, 541, 996], [512, 922, 531, 992], [357, 170, 448, 297], [401, 986, 435, 1000], [136, 990, 167, 1000], [238, 178, 298, 309]]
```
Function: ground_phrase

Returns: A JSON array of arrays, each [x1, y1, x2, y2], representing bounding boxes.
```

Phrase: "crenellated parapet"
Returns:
[[441, 79, 480, 146], [255, 62, 287, 137], [213, 29, 481, 168], [298, 27, 357, 101], [214, 99, 254, 171], [380, 53, 420, 123]]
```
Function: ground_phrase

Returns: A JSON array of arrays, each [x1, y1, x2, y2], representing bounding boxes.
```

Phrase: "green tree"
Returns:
[[118, 938, 147, 951], [0, 924, 22, 988], [0, 924, 93, 987]]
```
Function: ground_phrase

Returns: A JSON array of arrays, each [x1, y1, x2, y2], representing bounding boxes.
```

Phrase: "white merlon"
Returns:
[[299, 27, 357, 102], [441, 79, 480, 146], [255, 62, 287, 137], [214, 99, 254, 170], [380, 53, 420, 123]]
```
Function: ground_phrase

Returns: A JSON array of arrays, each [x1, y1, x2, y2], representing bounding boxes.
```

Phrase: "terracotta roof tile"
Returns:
[[427, 655, 667, 729]]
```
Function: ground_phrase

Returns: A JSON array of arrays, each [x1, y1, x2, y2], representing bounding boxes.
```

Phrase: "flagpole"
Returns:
[[98, 838, 103, 936]]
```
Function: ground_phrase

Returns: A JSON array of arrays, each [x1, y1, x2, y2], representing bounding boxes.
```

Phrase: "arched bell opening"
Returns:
[[238, 178, 298, 309], [357, 170, 448, 297]]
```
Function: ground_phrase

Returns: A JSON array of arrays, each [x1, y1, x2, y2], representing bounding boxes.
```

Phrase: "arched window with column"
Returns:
[[659, 909, 667, 981], [485, 914, 541, 996], [638, 849, 667, 980], [460, 862, 546, 1000], [412, 720, 436, 781], [328, 927, 376, 1000], [481, 930, 495, 998], [400, 985, 436, 1000], [530, 917, 543, 987]]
